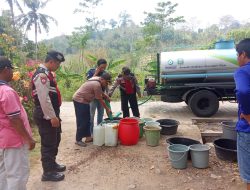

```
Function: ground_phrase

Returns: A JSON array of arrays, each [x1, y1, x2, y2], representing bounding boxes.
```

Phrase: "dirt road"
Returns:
[[27, 101, 245, 190]]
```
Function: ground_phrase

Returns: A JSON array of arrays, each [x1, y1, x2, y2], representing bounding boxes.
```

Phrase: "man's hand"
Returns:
[[94, 67, 102, 76], [106, 108, 112, 116], [51, 117, 60, 127], [240, 113, 250, 124], [103, 93, 111, 102], [28, 139, 36, 150]]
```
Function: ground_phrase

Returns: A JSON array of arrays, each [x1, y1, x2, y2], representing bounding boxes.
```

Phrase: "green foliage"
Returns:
[[227, 28, 250, 43]]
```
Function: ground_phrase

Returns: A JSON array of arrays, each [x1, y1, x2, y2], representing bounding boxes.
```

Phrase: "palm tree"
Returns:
[[6, 0, 24, 27], [16, 0, 57, 59]]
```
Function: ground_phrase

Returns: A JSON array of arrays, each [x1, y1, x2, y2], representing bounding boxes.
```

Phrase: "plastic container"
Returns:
[[221, 121, 237, 140], [93, 124, 105, 146], [213, 138, 237, 162], [145, 121, 160, 127], [167, 144, 189, 169], [119, 118, 139, 145], [143, 126, 161, 146], [156, 119, 179, 135], [190, 144, 211, 168], [104, 123, 118, 146], [141, 118, 154, 123], [166, 137, 201, 160], [129, 117, 145, 138]]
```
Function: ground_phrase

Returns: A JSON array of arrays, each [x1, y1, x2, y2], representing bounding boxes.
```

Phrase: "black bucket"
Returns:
[[156, 119, 179, 135], [166, 137, 201, 160], [213, 138, 237, 162]]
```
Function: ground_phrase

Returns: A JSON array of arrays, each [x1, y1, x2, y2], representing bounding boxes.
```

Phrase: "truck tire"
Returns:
[[188, 90, 219, 117]]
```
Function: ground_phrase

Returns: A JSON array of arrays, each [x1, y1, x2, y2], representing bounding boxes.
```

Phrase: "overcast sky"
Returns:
[[1, 0, 250, 41]]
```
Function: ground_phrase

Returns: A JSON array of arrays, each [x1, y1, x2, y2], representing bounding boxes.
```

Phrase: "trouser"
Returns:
[[90, 99, 104, 134], [0, 145, 29, 190], [34, 118, 61, 173], [121, 93, 140, 118], [73, 100, 91, 142]]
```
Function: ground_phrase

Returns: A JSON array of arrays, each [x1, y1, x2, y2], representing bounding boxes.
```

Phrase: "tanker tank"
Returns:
[[160, 49, 238, 83]]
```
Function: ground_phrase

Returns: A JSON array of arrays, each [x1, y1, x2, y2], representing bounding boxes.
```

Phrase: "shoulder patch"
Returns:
[[40, 73, 48, 84]]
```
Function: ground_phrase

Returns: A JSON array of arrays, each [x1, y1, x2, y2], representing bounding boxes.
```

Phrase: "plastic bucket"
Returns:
[[143, 126, 161, 146], [145, 121, 160, 127], [127, 117, 144, 138], [190, 144, 211, 168], [221, 121, 237, 140], [213, 138, 237, 162], [141, 118, 154, 123], [156, 119, 179, 135], [166, 137, 201, 160], [119, 118, 139, 145], [167, 144, 189, 169], [139, 121, 145, 138]]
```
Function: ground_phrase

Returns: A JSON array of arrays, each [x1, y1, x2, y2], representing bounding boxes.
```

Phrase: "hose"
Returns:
[[113, 95, 153, 117]]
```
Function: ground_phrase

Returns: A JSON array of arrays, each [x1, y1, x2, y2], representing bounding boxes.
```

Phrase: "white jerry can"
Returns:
[[93, 124, 105, 146], [104, 123, 118, 146]]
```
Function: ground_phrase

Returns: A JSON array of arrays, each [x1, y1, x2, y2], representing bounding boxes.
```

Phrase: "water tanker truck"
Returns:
[[144, 41, 238, 117]]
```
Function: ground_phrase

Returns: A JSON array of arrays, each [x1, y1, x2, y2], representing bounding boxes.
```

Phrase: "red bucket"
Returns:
[[119, 118, 139, 145]]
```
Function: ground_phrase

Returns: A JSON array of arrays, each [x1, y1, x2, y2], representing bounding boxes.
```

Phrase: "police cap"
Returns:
[[0, 56, 14, 69], [46, 50, 65, 62]]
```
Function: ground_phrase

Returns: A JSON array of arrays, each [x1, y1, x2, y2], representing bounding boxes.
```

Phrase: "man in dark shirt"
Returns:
[[86, 59, 108, 135]]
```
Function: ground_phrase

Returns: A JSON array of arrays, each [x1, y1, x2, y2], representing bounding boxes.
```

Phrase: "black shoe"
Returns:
[[54, 163, 66, 172], [41, 172, 65, 182]]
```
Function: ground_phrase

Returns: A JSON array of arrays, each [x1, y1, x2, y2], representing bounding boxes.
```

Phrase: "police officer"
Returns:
[[32, 50, 65, 182]]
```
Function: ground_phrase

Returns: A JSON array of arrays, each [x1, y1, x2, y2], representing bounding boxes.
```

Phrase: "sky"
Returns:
[[1, 0, 250, 41]]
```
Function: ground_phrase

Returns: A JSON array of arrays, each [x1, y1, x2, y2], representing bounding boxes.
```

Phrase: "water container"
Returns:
[[104, 123, 118, 146], [119, 118, 139, 145], [145, 121, 160, 127], [93, 124, 105, 146], [221, 121, 237, 140]]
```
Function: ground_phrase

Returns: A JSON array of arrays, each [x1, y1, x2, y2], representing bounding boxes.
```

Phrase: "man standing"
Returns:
[[234, 38, 250, 190], [0, 56, 36, 190], [86, 59, 108, 134], [109, 67, 141, 118], [32, 50, 65, 181]]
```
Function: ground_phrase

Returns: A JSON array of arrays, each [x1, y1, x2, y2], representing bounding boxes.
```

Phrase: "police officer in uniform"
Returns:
[[32, 50, 65, 181]]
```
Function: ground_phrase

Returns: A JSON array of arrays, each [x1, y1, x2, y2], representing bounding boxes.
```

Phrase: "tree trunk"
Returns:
[[35, 21, 38, 61]]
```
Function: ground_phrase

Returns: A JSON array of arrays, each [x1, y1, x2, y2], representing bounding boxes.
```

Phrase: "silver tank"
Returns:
[[160, 49, 238, 83]]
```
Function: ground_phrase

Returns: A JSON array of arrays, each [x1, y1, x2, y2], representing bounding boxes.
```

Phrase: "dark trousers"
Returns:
[[121, 93, 140, 118], [34, 118, 61, 173], [73, 100, 91, 141]]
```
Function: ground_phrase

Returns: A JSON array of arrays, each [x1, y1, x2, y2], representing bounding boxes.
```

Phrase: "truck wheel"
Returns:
[[188, 90, 219, 117]]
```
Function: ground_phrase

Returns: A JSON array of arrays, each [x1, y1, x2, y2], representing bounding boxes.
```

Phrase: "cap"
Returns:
[[47, 50, 65, 62], [0, 56, 14, 69], [100, 72, 112, 83]]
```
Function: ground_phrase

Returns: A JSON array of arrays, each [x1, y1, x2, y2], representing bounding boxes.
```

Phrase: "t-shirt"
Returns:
[[234, 62, 250, 132], [0, 81, 32, 148], [73, 77, 103, 104], [124, 79, 134, 94]]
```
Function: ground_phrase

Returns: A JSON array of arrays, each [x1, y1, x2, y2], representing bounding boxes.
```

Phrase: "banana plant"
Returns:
[[55, 66, 83, 89]]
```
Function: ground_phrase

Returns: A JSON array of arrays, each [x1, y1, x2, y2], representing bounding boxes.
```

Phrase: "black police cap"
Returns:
[[0, 56, 14, 69], [47, 50, 65, 62]]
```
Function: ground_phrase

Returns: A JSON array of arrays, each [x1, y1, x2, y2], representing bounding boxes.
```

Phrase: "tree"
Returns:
[[141, 1, 185, 51], [5, 0, 24, 27], [74, 0, 103, 33], [118, 11, 132, 28], [16, 0, 57, 60]]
